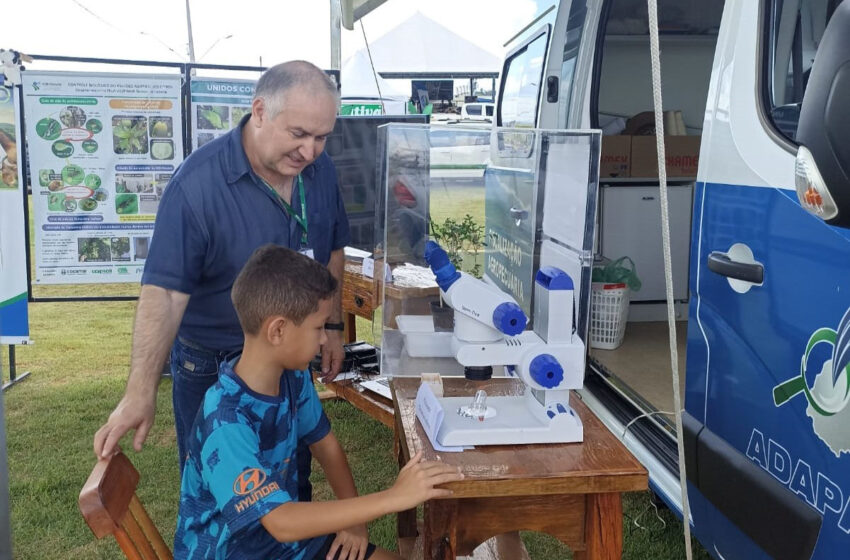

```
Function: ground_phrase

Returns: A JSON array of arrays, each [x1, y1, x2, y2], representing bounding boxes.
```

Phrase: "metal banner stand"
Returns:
[[2, 346, 29, 392], [0, 320, 15, 559]]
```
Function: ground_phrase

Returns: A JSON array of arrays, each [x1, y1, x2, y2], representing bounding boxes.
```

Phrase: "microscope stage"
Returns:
[[436, 395, 583, 446]]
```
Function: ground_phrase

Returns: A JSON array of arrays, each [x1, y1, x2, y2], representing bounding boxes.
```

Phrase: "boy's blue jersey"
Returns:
[[174, 360, 331, 559]]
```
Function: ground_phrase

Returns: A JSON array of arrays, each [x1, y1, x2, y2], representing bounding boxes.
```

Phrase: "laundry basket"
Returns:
[[589, 282, 630, 350]]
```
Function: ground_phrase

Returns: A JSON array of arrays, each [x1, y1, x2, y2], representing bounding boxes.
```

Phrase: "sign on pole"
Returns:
[[0, 87, 29, 344], [21, 71, 184, 285]]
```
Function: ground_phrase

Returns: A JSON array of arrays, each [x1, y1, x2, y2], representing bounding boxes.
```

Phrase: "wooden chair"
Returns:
[[79, 452, 173, 560]]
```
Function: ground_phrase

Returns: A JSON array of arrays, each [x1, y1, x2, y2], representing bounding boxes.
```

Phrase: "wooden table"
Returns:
[[391, 377, 648, 560], [341, 258, 440, 343], [312, 371, 395, 428], [342, 260, 380, 343]]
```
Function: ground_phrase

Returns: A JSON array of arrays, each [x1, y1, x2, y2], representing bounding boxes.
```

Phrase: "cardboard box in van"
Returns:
[[630, 135, 701, 178], [600, 135, 631, 177]]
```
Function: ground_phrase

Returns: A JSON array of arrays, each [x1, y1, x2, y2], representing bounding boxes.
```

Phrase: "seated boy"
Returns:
[[174, 244, 463, 560]]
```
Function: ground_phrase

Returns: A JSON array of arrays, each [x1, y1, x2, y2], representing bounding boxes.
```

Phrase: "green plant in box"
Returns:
[[429, 213, 484, 278]]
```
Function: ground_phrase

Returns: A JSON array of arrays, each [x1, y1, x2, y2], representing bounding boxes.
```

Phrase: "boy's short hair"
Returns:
[[232, 244, 337, 335]]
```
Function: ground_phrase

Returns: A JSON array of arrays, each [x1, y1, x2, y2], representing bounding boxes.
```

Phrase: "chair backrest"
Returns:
[[79, 452, 173, 560]]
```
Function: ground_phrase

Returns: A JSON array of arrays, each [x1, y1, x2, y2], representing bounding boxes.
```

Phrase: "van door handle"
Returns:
[[546, 76, 559, 102], [510, 207, 528, 220], [707, 251, 764, 284]]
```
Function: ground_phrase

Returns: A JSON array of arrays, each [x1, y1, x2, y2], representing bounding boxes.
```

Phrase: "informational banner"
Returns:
[[189, 78, 254, 150], [21, 71, 184, 284], [0, 87, 30, 343], [340, 103, 383, 116]]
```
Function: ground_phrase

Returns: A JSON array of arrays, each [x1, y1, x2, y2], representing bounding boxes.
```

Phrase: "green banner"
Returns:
[[340, 104, 383, 116]]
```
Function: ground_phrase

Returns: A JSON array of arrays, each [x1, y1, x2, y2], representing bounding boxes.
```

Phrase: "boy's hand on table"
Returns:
[[327, 524, 369, 560], [320, 330, 345, 382], [388, 451, 464, 511]]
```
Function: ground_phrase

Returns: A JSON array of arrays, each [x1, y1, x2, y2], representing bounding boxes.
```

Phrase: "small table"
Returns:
[[341, 258, 440, 343], [391, 377, 648, 560], [341, 260, 380, 343], [312, 371, 395, 428]]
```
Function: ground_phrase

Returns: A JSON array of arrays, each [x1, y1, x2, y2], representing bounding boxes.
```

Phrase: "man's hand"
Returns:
[[326, 524, 369, 560], [388, 451, 464, 511], [93, 284, 188, 459], [320, 329, 345, 382], [93, 393, 156, 459]]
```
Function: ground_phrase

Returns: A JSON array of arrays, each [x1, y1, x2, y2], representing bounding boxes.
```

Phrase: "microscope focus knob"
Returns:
[[529, 354, 564, 389], [492, 302, 527, 336]]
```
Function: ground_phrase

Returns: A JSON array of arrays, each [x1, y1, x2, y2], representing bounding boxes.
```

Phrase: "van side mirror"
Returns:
[[795, 1, 850, 227]]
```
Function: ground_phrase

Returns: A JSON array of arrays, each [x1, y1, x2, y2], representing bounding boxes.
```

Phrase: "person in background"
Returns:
[[94, 61, 349, 504]]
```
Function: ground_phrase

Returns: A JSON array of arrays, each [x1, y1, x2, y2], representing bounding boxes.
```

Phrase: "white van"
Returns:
[[499, 1, 850, 558], [460, 102, 495, 121]]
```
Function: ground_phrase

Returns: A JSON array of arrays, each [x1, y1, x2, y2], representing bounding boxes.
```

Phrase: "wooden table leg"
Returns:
[[343, 312, 357, 343], [395, 428, 417, 540], [575, 493, 622, 560], [424, 500, 458, 560]]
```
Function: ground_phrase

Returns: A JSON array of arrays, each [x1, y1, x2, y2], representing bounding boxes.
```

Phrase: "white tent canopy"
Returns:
[[341, 50, 408, 100], [363, 12, 500, 78], [340, 49, 408, 115]]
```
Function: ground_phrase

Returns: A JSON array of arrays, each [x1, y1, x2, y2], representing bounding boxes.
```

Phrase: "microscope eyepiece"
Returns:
[[425, 240, 461, 291]]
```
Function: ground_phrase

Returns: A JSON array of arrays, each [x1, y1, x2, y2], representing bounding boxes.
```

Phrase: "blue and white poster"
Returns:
[[0, 87, 30, 344], [189, 78, 255, 150]]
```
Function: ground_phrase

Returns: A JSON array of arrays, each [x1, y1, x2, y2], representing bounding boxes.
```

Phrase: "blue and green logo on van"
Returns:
[[773, 309, 850, 455]]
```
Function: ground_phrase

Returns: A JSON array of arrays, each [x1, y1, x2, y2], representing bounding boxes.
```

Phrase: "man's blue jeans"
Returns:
[[170, 336, 313, 501]]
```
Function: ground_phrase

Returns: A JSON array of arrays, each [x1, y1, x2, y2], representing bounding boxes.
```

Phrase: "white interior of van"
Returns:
[[589, 0, 724, 426]]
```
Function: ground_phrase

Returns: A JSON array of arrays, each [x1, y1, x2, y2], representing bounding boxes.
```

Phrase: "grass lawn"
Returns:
[[4, 193, 710, 559], [4, 297, 709, 559]]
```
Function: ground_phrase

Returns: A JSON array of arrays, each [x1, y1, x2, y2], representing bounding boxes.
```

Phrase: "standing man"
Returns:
[[94, 61, 348, 500]]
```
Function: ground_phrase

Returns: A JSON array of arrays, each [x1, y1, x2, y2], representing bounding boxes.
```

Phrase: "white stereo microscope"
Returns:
[[397, 241, 585, 446]]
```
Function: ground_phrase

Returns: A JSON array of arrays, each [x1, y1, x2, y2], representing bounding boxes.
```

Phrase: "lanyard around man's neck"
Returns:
[[262, 174, 308, 244]]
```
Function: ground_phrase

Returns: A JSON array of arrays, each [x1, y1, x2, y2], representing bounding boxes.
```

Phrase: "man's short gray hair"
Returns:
[[254, 60, 340, 118]]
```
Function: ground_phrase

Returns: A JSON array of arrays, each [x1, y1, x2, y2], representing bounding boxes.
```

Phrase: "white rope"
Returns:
[[621, 409, 675, 438], [646, 1, 693, 558], [359, 20, 386, 115]]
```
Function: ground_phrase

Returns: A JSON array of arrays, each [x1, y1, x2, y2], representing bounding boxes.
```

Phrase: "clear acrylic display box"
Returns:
[[374, 124, 601, 378]]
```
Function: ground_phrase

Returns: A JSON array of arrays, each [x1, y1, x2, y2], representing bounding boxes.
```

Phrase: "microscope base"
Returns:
[[436, 394, 584, 446]]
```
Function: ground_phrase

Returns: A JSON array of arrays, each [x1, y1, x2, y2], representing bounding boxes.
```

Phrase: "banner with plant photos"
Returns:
[[189, 78, 255, 150], [21, 71, 183, 284], [0, 87, 30, 343]]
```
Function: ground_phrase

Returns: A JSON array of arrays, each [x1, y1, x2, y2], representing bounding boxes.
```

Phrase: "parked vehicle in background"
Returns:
[[460, 102, 494, 122], [499, 1, 850, 559]]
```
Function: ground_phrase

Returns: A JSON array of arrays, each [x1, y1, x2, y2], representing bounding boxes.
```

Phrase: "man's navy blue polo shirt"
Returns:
[[142, 118, 350, 352]]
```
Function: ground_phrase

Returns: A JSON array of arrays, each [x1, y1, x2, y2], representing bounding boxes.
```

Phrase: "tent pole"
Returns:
[[330, 0, 342, 71]]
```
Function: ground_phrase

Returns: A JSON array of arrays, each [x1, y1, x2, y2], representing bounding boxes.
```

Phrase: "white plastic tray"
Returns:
[[396, 315, 454, 358]]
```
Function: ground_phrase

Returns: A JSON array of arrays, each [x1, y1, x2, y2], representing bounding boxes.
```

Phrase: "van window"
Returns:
[[559, 0, 589, 126], [499, 29, 549, 128], [763, 0, 838, 143], [466, 104, 482, 116], [485, 105, 494, 117]]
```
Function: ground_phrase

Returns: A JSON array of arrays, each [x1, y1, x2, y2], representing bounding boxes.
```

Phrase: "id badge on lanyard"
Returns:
[[293, 176, 313, 259], [264, 175, 312, 259]]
